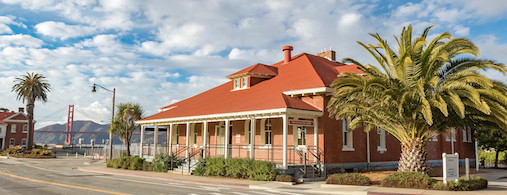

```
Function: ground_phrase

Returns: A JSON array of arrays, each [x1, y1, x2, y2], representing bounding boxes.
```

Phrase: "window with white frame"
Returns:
[[9, 138, 15, 147], [10, 124, 16, 133], [377, 128, 386, 152], [432, 135, 438, 141], [174, 125, 180, 145], [234, 78, 240, 89], [467, 127, 472, 142], [192, 125, 198, 145], [463, 126, 472, 142], [23, 125, 28, 133], [241, 77, 247, 88], [297, 126, 306, 146], [445, 128, 456, 142], [342, 119, 354, 150], [264, 119, 272, 145], [21, 138, 26, 147]]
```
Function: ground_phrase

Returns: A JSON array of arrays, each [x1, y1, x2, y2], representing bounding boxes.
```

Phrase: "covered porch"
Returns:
[[136, 108, 323, 169]]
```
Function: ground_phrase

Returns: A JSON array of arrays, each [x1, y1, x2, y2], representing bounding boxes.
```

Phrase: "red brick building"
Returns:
[[0, 108, 31, 150], [136, 46, 476, 174]]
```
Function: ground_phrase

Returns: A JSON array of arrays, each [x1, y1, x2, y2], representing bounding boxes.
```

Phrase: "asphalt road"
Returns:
[[0, 157, 309, 195]]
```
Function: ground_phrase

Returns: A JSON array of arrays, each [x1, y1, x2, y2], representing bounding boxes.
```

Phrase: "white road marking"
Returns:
[[231, 192, 250, 195], [265, 189, 302, 195]]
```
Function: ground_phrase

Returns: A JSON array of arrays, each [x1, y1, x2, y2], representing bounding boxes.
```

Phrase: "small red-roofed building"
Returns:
[[0, 108, 31, 150], [136, 46, 476, 177]]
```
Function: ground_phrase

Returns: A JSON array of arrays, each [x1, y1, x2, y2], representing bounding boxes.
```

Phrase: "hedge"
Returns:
[[193, 157, 278, 181], [432, 175, 488, 191], [380, 172, 434, 189], [106, 156, 150, 171], [326, 173, 371, 186], [153, 154, 179, 172]]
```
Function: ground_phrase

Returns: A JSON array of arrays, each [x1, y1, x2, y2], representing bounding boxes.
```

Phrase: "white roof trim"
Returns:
[[3, 113, 28, 123], [159, 106, 177, 112], [282, 87, 335, 96], [136, 108, 323, 125]]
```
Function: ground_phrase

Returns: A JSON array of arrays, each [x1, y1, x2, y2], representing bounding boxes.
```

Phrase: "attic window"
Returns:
[[233, 76, 248, 90]]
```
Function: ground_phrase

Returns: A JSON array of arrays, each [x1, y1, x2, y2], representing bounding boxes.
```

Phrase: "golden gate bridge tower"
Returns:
[[64, 105, 74, 145]]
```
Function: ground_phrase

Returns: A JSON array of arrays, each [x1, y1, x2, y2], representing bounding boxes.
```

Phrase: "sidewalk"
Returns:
[[78, 165, 507, 195]]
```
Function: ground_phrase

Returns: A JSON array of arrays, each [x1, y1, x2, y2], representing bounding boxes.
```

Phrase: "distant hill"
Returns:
[[35, 120, 121, 145], [35, 120, 161, 145]]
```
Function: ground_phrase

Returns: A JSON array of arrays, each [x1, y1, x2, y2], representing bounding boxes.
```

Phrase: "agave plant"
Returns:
[[328, 25, 506, 173]]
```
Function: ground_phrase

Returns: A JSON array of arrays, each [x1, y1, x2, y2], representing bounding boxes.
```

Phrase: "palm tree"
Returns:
[[328, 25, 506, 173], [110, 102, 143, 156], [12, 72, 51, 150]]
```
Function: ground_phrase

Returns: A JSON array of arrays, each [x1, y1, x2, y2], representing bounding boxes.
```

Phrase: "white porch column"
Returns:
[[140, 125, 145, 158], [250, 118, 256, 159], [154, 125, 159, 155], [224, 119, 230, 159], [203, 121, 208, 158], [168, 124, 173, 155], [186, 122, 190, 158], [313, 117, 319, 152], [282, 115, 288, 169]]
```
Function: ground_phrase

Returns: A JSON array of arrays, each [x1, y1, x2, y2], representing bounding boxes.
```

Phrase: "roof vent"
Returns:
[[317, 48, 336, 61], [282, 45, 293, 64]]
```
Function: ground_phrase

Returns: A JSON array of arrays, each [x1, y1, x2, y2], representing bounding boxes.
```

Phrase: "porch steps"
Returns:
[[172, 159, 199, 174]]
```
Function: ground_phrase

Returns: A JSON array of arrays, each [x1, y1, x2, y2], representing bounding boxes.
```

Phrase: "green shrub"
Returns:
[[380, 172, 434, 189], [453, 175, 488, 191], [198, 157, 277, 181], [247, 160, 278, 181], [275, 175, 295, 182], [143, 162, 154, 171], [326, 173, 371, 186], [153, 154, 178, 172], [1, 146, 24, 156], [106, 156, 146, 170], [192, 159, 206, 176], [431, 181, 449, 190], [128, 156, 145, 170]]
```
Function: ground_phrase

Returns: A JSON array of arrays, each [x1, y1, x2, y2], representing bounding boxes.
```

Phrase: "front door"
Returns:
[[0, 138, 3, 150]]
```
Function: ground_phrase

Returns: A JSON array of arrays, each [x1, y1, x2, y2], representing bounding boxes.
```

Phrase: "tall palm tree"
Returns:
[[110, 102, 143, 156], [328, 25, 506, 173], [12, 72, 51, 150]]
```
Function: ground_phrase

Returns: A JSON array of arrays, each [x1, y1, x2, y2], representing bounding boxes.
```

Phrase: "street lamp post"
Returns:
[[92, 83, 115, 160]]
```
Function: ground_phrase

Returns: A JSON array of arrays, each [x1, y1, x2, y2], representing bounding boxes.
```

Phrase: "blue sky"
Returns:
[[0, 0, 506, 128]]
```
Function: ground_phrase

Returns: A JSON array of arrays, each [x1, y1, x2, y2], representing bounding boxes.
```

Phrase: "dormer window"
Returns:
[[234, 78, 240, 89], [241, 77, 247, 88], [233, 76, 249, 90]]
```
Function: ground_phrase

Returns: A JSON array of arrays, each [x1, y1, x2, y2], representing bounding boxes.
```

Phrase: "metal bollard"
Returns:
[[84, 153, 86, 157], [76, 153, 78, 157], [66, 153, 68, 157]]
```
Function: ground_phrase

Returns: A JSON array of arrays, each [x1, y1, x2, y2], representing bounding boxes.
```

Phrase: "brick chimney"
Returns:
[[282, 45, 293, 64], [18, 107, 24, 113], [317, 50, 336, 61]]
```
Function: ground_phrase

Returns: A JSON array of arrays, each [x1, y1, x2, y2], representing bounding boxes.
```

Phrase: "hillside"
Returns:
[[35, 120, 122, 145]]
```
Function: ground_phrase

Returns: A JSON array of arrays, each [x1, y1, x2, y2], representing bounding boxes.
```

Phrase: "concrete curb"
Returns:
[[77, 167, 250, 189]]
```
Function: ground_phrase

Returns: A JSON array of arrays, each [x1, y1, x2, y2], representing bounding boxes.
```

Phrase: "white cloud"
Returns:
[[35, 21, 95, 40], [0, 34, 43, 48]]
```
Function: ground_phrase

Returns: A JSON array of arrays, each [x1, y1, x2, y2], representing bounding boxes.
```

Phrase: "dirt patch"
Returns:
[[360, 170, 396, 185]]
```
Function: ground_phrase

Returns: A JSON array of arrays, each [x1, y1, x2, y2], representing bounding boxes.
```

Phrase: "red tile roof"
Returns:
[[227, 63, 278, 78], [140, 52, 363, 122], [0, 112, 16, 124]]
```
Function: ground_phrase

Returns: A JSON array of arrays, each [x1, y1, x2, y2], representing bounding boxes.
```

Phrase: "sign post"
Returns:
[[443, 153, 459, 184]]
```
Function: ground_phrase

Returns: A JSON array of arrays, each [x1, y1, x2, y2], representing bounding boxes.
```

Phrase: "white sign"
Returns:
[[289, 120, 314, 126], [443, 153, 459, 184], [235, 134, 241, 144]]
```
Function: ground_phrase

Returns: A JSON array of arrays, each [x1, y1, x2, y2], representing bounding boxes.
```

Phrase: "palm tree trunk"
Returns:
[[26, 102, 34, 150], [398, 137, 428, 173]]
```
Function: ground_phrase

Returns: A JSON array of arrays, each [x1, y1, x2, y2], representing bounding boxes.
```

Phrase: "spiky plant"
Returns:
[[110, 102, 143, 156], [328, 25, 506, 173], [12, 72, 51, 150]]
